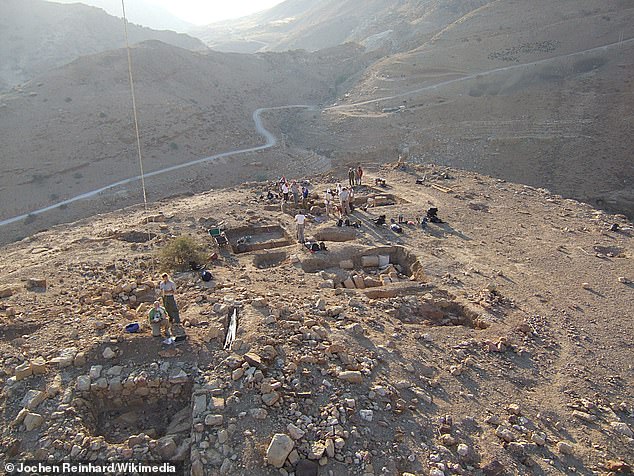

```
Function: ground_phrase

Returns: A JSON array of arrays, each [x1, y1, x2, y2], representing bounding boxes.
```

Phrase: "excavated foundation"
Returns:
[[355, 187, 410, 209], [117, 231, 157, 243], [253, 250, 288, 269], [225, 225, 293, 254], [301, 245, 425, 278], [398, 296, 490, 329], [75, 376, 193, 445], [300, 245, 427, 294]]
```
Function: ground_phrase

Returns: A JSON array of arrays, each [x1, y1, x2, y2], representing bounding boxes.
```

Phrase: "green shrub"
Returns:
[[159, 236, 206, 272]]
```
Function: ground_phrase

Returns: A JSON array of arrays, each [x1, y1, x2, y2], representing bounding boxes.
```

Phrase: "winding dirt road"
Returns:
[[1, 36, 631, 229], [0, 105, 314, 227]]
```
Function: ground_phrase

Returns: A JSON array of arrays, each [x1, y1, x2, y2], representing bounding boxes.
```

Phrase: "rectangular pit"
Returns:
[[225, 225, 293, 254]]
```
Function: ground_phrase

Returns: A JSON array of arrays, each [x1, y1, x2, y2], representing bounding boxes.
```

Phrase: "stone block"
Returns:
[[338, 371, 363, 384], [22, 390, 46, 410], [266, 434, 294, 468], [24, 412, 45, 431], [361, 256, 379, 267], [15, 362, 33, 381], [204, 414, 223, 426]]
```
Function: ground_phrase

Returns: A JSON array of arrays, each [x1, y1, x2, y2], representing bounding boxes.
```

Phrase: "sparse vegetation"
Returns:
[[158, 235, 206, 272]]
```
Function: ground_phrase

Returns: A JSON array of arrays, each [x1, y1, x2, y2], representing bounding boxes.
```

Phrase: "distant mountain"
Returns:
[[48, 0, 194, 33], [192, 0, 491, 54], [0, 0, 207, 90], [194, 0, 634, 216], [0, 40, 368, 222]]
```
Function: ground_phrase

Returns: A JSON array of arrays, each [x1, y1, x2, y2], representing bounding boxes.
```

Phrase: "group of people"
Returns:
[[324, 181, 357, 219], [278, 177, 310, 209], [148, 273, 181, 339], [348, 166, 363, 186], [272, 167, 363, 244]]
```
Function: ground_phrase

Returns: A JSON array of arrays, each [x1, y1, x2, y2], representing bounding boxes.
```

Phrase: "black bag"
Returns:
[[201, 270, 212, 282]]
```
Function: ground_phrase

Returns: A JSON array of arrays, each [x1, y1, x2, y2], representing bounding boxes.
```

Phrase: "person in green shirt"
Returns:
[[148, 300, 170, 337]]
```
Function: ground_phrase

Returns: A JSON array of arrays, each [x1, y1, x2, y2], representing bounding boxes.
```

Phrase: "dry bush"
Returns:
[[159, 236, 206, 272]]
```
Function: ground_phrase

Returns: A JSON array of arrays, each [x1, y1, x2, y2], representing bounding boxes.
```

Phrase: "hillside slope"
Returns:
[[281, 0, 634, 217], [0, 0, 206, 90], [193, 0, 491, 54], [0, 40, 368, 240]]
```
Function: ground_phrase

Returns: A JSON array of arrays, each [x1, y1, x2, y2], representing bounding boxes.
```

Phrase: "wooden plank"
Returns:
[[431, 183, 453, 193]]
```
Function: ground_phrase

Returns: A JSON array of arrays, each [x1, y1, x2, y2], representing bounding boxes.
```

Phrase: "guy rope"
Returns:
[[120, 0, 150, 236]]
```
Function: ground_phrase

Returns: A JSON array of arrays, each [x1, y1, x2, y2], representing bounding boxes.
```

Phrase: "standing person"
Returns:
[[302, 185, 309, 209], [324, 189, 333, 215], [348, 186, 355, 212], [291, 180, 300, 207], [148, 300, 170, 338], [281, 181, 290, 202], [348, 168, 355, 187], [357, 166, 363, 185], [159, 273, 180, 327], [295, 211, 306, 243], [339, 187, 350, 216]]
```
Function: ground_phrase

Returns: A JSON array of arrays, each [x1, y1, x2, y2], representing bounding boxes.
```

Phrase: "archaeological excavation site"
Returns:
[[0, 165, 633, 476]]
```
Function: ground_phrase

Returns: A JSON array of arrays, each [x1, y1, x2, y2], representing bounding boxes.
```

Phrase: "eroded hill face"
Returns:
[[0, 165, 632, 475], [0, 41, 368, 242], [277, 0, 634, 218], [0, 0, 206, 91]]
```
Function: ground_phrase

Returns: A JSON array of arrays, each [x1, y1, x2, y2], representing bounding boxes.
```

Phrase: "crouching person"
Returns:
[[148, 300, 170, 337]]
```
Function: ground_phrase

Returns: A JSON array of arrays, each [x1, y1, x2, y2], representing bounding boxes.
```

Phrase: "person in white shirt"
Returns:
[[324, 189, 333, 215], [295, 212, 306, 243], [339, 187, 350, 215], [159, 273, 180, 325]]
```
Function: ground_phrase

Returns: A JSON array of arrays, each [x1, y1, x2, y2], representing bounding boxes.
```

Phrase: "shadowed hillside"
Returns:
[[0, 40, 369, 241], [0, 0, 206, 90]]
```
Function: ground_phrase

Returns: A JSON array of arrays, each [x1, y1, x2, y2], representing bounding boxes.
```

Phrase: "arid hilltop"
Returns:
[[0, 163, 632, 475]]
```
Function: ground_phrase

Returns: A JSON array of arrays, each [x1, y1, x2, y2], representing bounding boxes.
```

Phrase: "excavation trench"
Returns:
[[300, 245, 427, 292], [397, 294, 490, 329], [225, 225, 292, 254], [75, 374, 193, 448]]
